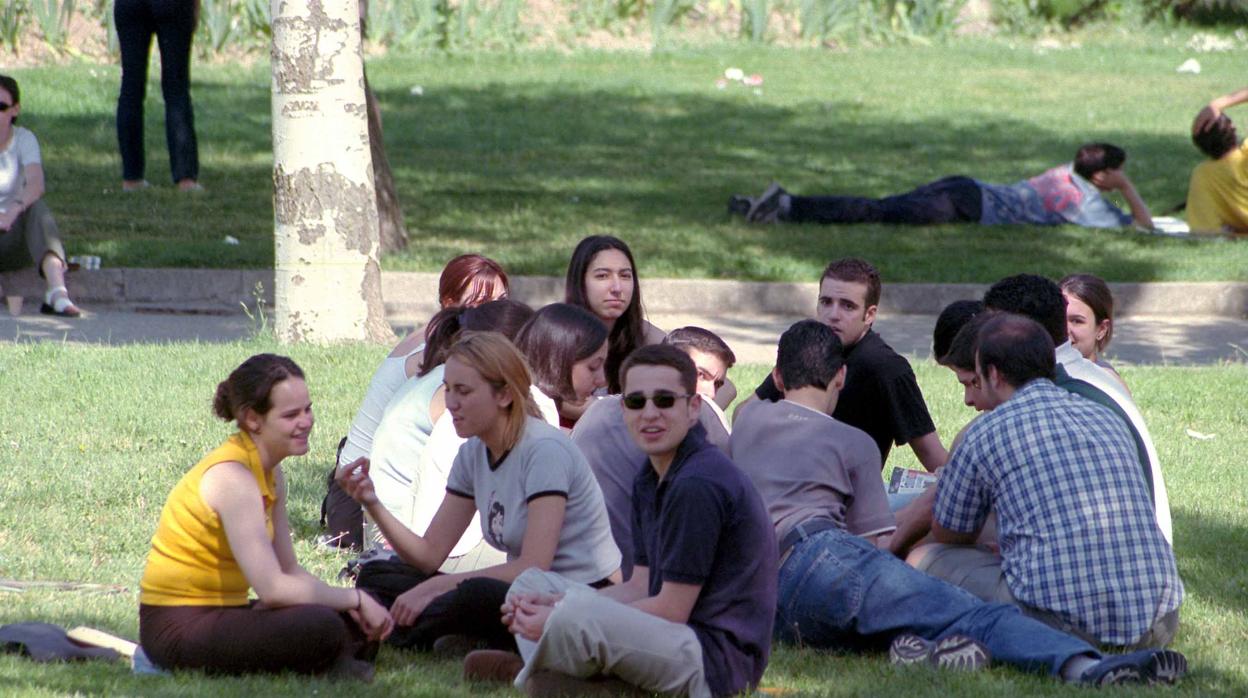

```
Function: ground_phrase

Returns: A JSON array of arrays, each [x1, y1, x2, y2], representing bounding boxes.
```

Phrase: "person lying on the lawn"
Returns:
[[731, 143, 1152, 230], [139, 354, 393, 679], [731, 319, 1186, 685], [1188, 86, 1248, 235]]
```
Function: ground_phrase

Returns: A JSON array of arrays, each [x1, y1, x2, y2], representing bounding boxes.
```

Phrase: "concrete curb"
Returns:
[[2, 268, 1245, 318]]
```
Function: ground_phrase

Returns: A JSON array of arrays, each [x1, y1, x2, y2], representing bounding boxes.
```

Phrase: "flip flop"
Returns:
[[41, 286, 81, 318]]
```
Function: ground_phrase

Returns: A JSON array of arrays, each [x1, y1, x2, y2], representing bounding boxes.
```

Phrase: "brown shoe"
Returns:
[[463, 649, 524, 684], [525, 670, 648, 697]]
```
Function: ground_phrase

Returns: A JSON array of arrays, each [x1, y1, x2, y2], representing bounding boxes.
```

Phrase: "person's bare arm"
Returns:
[[930, 518, 980, 546], [1093, 169, 1153, 229], [888, 486, 936, 557], [598, 564, 652, 605], [1193, 87, 1248, 134], [908, 431, 947, 473], [629, 580, 702, 625], [0, 164, 45, 231]]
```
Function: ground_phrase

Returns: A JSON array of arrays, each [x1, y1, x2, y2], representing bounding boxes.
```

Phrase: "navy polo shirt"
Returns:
[[631, 424, 778, 697]]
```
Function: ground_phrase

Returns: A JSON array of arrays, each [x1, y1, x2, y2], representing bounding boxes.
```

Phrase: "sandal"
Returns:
[[40, 286, 81, 318]]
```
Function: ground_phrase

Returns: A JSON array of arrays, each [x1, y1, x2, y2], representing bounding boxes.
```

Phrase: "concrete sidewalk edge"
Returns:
[[2, 268, 1245, 318]]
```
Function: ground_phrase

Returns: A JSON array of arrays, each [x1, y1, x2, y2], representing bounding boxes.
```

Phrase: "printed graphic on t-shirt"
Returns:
[[487, 494, 505, 548]]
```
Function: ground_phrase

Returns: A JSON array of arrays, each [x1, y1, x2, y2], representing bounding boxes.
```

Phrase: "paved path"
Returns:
[[3, 306, 1245, 366]]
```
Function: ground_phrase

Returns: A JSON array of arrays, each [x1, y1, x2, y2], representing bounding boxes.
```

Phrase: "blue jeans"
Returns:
[[115, 0, 199, 183], [785, 176, 983, 225], [775, 525, 1096, 676]]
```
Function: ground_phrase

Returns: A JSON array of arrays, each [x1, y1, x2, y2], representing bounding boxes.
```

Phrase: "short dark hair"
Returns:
[[620, 344, 697, 396], [776, 320, 844, 392], [1192, 114, 1239, 160], [0, 74, 20, 124], [975, 314, 1056, 388], [821, 257, 881, 308], [514, 303, 608, 404], [933, 300, 985, 364], [213, 354, 305, 423], [565, 235, 645, 394], [983, 274, 1066, 346], [1073, 143, 1126, 180], [1059, 273, 1115, 351], [663, 326, 736, 370], [419, 299, 534, 376], [944, 311, 993, 372]]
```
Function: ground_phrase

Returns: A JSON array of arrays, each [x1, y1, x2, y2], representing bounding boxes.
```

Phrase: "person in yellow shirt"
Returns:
[[1187, 87, 1248, 235], [139, 354, 393, 678]]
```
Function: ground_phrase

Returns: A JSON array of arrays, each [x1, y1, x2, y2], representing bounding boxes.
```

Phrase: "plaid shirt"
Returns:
[[935, 379, 1183, 646]]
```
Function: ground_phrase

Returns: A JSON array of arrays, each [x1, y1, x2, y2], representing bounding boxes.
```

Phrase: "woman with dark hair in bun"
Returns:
[[139, 354, 393, 678]]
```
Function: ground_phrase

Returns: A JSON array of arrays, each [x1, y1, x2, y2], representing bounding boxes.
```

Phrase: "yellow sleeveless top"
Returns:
[[139, 432, 277, 606]]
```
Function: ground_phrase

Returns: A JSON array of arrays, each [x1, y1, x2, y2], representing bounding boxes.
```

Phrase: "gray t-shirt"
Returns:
[[731, 399, 895, 542], [446, 415, 620, 584], [0, 127, 41, 211], [570, 395, 730, 579]]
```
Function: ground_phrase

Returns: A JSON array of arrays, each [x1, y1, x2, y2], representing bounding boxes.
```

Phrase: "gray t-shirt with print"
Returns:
[[731, 399, 895, 542], [446, 415, 620, 584]]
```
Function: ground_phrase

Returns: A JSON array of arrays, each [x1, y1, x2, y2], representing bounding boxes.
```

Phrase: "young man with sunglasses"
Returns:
[[497, 344, 777, 697], [731, 320, 1186, 686]]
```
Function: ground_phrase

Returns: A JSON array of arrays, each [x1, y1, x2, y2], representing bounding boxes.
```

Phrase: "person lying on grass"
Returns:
[[139, 353, 393, 680], [730, 143, 1152, 230]]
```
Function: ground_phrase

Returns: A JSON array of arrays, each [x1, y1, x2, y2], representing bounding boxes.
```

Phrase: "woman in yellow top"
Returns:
[[139, 353, 393, 677]]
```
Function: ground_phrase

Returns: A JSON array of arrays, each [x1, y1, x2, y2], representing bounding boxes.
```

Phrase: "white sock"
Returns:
[[1060, 653, 1100, 682]]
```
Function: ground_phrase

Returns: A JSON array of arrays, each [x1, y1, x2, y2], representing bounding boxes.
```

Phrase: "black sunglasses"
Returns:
[[621, 392, 692, 410], [0, 103, 11, 112]]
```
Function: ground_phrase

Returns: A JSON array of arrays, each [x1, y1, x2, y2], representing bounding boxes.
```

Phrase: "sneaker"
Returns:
[[746, 182, 788, 223], [463, 649, 524, 684], [727, 194, 752, 217], [1079, 648, 1187, 687], [433, 633, 489, 658], [889, 633, 990, 671], [525, 670, 648, 697]]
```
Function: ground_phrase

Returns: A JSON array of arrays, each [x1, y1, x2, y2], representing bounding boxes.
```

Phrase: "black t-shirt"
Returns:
[[755, 328, 935, 466]]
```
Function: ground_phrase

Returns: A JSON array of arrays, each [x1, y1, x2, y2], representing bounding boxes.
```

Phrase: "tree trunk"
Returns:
[[270, 0, 394, 343], [360, 0, 409, 254]]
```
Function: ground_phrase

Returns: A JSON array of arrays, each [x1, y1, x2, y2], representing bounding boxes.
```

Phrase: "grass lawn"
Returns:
[[7, 34, 1248, 282], [0, 341, 1245, 695]]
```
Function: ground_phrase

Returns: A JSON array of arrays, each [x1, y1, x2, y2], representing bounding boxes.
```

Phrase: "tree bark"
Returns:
[[360, 0, 409, 254], [270, 0, 394, 343]]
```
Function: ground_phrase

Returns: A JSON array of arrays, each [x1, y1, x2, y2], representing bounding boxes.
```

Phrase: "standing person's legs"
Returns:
[[114, 0, 154, 185], [776, 529, 1096, 677], [509, 569, 711, 698], [785, 176, 981, 225], [151, 0, 199, 186], [138, 602, 361, 675]]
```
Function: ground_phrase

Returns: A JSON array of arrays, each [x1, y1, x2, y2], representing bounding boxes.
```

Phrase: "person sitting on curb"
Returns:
[[732, 319, 1186, 685], [909, 314, 1184, 651], [731, 143, 1152, 231], [1187, 86, 1248, 235], [465, 344, 778, 697], [0, 74, 82, 317]]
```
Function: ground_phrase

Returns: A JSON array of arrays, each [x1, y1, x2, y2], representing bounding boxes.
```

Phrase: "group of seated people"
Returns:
[[137, 235, 1189, 694], [730, 85, 1248, 236]]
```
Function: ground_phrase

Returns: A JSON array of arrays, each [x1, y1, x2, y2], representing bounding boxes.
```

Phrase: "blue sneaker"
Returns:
[[1079, 648, 1187, 686]]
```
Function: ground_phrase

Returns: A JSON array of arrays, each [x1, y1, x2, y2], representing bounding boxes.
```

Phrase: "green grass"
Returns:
[[9, 33, 1248, 282], [1, 342, 1245, 695]]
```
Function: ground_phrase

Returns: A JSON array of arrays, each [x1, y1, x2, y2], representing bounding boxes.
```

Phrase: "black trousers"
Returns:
[[786, 176, 983, 225], [139, 602, 372, 675], [356, 560, 517, 652], [114, 0, 200, 183]]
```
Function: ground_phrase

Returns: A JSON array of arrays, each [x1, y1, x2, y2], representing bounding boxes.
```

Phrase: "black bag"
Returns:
[[319, 437, 363, 550]]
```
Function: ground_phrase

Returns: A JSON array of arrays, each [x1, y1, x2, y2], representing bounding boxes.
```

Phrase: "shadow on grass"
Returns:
[[1172, 505, 1248, 617], [29, 71, 1241, 282]]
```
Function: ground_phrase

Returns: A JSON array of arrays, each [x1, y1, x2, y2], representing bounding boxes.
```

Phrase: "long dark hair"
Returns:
[[213, 354, 305, 425], [514, 303, 608, 404], [564, 235, 644, 393], [418, 299, 534, 377]]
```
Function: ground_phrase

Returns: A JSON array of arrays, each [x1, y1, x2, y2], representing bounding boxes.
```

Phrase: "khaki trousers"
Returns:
[[508, 568, 711, 698]]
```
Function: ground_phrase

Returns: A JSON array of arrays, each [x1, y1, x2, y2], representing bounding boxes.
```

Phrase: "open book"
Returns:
[[887, 467, 937, 495]]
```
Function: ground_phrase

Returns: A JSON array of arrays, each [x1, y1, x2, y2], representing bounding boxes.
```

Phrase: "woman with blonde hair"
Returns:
[[338, 332, 619, 652]]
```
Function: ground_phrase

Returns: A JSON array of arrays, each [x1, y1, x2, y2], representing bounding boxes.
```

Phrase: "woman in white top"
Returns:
[[338, 332, 620, 652], [0, 75, 80, 317], [322, 254, 508, 548]]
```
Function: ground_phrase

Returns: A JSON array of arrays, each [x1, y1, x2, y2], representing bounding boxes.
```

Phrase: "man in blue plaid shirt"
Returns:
[[913, 313, 1183, 650]]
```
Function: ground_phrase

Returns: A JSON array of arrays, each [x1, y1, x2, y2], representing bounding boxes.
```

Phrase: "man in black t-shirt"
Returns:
[[736, 258, 946, 472]]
